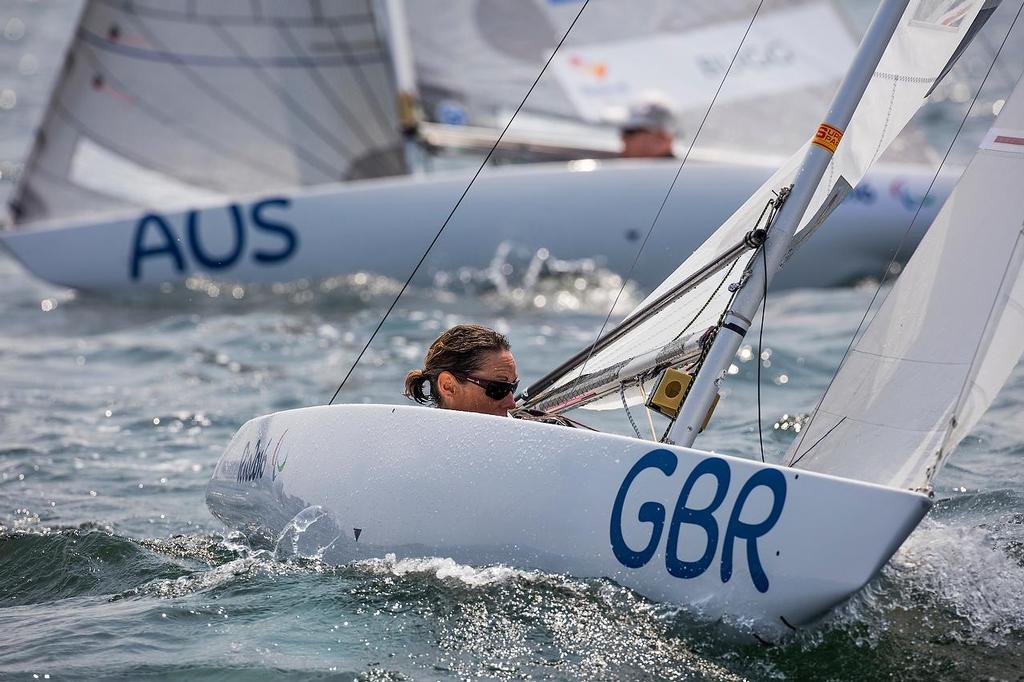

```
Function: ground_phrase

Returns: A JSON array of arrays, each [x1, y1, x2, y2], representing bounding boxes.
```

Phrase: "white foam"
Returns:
[[890, 517, 1024, 642], [355, 553, 549, 588]]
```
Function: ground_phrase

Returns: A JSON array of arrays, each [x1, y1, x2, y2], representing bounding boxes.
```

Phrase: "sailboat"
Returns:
[[206, 0, 1021, 638], [0, 0, 962, 293]]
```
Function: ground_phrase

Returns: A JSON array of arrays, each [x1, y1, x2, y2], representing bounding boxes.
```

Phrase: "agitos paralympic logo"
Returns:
[[567, 54, 608, 80], [235, 430, 290, 483], [890, 179, 936, 212]]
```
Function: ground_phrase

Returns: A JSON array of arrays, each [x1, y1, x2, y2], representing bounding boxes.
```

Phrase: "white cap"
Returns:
[[620, 94, 678, 134]]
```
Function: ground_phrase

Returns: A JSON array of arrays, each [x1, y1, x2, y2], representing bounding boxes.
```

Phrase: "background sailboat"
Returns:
[[0, 0, 993, 293]]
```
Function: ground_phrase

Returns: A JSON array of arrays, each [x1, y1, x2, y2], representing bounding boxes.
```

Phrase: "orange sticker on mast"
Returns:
[[812, 123, 843, 153]]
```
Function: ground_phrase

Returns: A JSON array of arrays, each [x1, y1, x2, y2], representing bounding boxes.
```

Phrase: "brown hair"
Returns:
[[404, 324, 510, 406]]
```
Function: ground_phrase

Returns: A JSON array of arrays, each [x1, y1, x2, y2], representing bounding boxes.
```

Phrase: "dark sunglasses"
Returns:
[[452, 373, 519, 401]]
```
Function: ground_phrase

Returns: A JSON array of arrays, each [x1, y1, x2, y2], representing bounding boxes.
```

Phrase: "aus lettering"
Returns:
[[609, 449, 786, 593], [130, 197, 298, 280]]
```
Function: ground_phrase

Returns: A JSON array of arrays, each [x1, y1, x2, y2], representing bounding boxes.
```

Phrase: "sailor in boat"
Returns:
[[618, 95, 679, 160], [404, 324, 518, 417]]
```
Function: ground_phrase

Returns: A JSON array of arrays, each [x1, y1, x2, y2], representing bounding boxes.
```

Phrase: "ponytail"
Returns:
[[403, 369, 434, 405]]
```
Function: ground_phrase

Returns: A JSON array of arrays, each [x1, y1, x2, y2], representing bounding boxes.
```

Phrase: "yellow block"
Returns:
[[647, 367, 691, 418], [646, 368, 720, 432]]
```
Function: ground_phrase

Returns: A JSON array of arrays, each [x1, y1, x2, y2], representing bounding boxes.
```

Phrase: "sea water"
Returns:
[[2, 3, 1024, 680], [2, 250, 1023, 680]]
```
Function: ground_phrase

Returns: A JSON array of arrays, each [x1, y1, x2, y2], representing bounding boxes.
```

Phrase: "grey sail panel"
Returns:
[[11, 0, 404, 226]]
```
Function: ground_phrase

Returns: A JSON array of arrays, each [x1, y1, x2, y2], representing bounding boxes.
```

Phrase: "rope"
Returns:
[[621, 383, 643, 439], [328, 1, 593, 404]]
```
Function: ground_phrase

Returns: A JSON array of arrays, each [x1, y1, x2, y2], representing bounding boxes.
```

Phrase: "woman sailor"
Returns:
[[404, 324, 518, 416]]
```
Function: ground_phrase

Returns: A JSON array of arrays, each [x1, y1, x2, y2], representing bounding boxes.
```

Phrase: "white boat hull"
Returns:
[[1, 160, 948, 292], [206, 404, 931, 638]]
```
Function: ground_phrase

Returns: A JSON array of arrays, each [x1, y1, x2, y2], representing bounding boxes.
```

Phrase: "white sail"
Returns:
[[9, 0, 404, 226], [789, 74, 1024, 490], [405, 0, 860, 156], [523, 0, 994, 412]]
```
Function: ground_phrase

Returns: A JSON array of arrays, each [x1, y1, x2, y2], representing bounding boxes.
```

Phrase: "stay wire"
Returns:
[[328, 1, 593, 405], [788, 0, 1024, 467], [568, 0, 768, 385], [756, 245, 767, 463]]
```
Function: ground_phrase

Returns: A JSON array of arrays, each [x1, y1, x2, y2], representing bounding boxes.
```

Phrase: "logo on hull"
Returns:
[[235, 430, 289, 483]]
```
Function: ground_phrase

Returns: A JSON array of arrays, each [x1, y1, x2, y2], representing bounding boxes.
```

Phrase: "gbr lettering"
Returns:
[[610, 449, 787, 593]]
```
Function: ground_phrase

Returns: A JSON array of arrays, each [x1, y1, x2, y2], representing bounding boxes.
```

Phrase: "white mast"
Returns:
[[382, 0, 424, 173], [668, 0, 911, 446]]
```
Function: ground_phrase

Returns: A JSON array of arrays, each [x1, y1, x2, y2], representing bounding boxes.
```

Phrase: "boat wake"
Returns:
[[2, 508, 1021, 679]]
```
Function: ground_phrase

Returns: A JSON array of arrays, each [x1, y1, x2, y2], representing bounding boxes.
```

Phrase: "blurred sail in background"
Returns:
[[407, 0, 860, 156], [9, 0, 404, 226]]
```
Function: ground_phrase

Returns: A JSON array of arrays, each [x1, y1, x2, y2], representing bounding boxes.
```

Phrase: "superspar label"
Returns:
[[812, 123, 843, 154]]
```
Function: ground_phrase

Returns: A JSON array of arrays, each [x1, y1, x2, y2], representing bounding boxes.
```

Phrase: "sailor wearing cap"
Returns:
[[619, 96, 679, 159]]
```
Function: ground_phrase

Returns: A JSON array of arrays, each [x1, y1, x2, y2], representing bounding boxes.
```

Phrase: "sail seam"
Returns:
[[847, 348, 973, 366], [92, 0, 375, 27], [810, 411, 953, 433], [871, 71, 934, 85], [77, 29, 386, 68]]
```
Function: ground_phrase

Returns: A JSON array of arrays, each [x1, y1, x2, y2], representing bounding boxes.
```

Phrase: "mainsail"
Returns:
[[405, 0, 861, 158], [8, 0, 404, 227], [789, 72, 1024, 491], [522, 0, 997, 415]]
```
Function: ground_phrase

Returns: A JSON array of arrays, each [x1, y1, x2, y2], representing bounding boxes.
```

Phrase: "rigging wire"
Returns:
[[788, 0, 1024, 468], [566, 0, 768, 389], [756, 245, 767, 463], [327, 0, 593, 405]]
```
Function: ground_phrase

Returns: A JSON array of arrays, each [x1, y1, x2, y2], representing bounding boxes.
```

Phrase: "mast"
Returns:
[[382, 0, 424, 174], [667, 0, 910, 446]]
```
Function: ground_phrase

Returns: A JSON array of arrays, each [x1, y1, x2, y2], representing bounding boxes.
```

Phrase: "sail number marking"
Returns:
[[130, 197, 298, 280], [610, 449, 786, 593]]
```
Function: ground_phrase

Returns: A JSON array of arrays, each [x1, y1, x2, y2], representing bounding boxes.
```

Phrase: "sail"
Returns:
[[9, 0, 404, 227], [789, 74, 1024, 490], [523, 0, 996, 413], [405, 0, 861, 157]]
